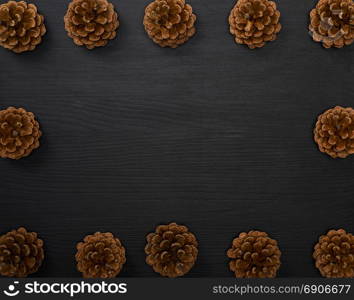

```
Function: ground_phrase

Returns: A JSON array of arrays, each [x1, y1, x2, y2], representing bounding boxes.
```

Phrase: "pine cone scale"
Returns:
[[0, 228, 44, 277], [144, 0, 196, 48], [229, 0, 281, 49], [314, 229, 354, 278], [0, 1, 45, 53], [64, 0, 119, 49], [314, 106, 354, 158], [227, 231, 281, 278], [0, 107, 41, 159], [145, 222, 198, 277], [76, 232, 126, 278], [309, 0, 354, 48]]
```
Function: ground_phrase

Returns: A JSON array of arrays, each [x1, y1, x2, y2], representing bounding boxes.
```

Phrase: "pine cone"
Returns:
[[145, 222, 198, 277], [64, 0, 119, 49], [309, 0, 354, 48], [314, 106, 354, 158], [0, 107, 42, 160], [143, 0, 197, 48], [313, 229, 354, 278], [76, 232, 126, 278], [0, 1, 46, 53], [229, 0, 281, 49], [0, 227, 44, 277], [227, 231, 281, 278]]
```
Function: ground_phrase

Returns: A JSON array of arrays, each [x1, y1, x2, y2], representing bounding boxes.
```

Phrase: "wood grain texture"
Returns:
[[0, 0, 353, 277]]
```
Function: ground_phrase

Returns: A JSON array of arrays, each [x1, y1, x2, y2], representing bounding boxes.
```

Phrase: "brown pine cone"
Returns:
[[145, 222, 198, 277], [143, 0, 197, 48], [313, 229, 354, 278], [309, 0, 354, 48], [229, 0, 281, 49], [314, 106, 354, 158], [64, 0, 119, 49], [0, 107, 42, 160], [0, 227, 44, 277], [76, 232, 126, 278], [0, 1, 46, 53], [227, 231, 281, 278]]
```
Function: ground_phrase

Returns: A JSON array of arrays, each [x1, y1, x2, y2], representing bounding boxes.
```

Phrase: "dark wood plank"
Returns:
[[0, 0, 353, 277]]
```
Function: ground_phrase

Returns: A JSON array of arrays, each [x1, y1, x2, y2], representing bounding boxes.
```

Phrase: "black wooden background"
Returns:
[[0, 0, 353, 277]]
